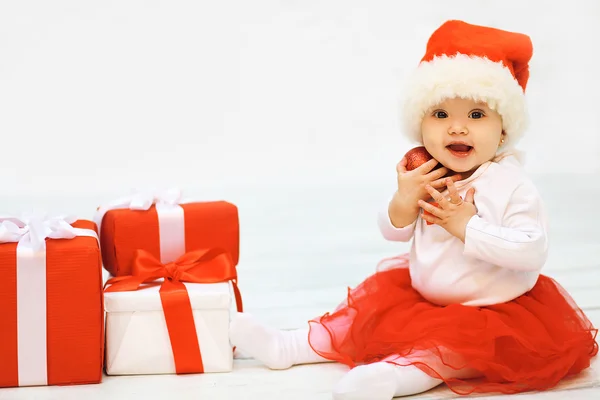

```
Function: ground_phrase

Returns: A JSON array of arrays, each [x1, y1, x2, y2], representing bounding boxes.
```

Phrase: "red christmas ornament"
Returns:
[[404, 146, 433, 171], [403, 146, 440, 225], [422, 201, 438, 225]]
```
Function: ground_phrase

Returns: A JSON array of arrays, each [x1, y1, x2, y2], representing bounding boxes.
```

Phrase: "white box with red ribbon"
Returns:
[[104, 278, 234, 375]]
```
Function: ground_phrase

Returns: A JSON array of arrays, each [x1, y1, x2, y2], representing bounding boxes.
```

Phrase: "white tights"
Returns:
[[229, 313, 477, 399]]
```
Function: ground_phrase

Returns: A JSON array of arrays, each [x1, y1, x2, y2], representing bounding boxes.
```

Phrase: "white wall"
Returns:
[[1, 0, 599, 207]]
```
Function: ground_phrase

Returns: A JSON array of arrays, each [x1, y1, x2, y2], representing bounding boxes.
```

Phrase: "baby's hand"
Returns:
[[418, 178, 477, 242], [395, 158, 461, 209]]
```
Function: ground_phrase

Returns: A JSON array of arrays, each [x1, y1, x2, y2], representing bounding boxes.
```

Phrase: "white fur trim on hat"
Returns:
[[400, 54, 529, 150]]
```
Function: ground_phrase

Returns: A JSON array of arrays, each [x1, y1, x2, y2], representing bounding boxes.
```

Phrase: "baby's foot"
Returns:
[[332, 361, 442, 399], [229, 312, 328, 369]]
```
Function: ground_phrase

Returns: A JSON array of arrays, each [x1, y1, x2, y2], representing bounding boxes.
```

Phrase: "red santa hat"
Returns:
[[401, 20, 533, 150]]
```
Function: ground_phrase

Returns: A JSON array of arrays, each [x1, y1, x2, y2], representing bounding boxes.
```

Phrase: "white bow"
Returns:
[[93, 188, 185, 236], [0, 215, 84, 252], [110, 188, 182, 211]]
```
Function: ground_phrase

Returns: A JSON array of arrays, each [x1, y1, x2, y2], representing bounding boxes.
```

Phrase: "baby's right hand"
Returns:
[[395, 157, 461, 210]]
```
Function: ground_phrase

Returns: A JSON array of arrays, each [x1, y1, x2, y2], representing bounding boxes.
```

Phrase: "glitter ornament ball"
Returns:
[[404, 146, 434, 171], [403, 146, 440, 225]]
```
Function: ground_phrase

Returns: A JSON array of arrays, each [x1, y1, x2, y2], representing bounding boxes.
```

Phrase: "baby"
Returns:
[[230, 20, 598, 399]]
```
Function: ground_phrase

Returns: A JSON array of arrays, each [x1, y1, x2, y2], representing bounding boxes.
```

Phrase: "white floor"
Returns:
[[1, 173, 599, 400]]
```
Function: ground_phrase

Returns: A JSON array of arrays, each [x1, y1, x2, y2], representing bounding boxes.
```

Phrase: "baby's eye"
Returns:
[[470, 111, 485, 119], [433, 111, 448, 118]]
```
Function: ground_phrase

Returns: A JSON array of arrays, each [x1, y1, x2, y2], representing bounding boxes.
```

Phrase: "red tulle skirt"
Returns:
[[308, 256, 598, 395]]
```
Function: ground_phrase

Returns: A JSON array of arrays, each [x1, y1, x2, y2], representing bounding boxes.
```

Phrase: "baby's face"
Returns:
[[420, 97, 504, 177]]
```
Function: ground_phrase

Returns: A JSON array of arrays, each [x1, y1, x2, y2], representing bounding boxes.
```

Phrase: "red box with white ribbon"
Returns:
[[94, 190, 239, 277], [0, 217, 104, 388]]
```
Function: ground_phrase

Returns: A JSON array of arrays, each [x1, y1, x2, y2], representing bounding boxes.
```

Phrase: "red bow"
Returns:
[[105, 248, 243, 374]]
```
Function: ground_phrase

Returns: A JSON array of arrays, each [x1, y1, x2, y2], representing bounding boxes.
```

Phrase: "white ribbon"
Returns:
[[0, 215, 99, 387], [93, 188, 187, 264]]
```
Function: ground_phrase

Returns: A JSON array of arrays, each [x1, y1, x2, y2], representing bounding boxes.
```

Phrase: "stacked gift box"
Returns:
[[0, 190, 243, 388]]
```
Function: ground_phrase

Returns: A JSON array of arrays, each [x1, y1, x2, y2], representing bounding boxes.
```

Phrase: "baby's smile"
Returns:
[[446, 142, 474, 158]]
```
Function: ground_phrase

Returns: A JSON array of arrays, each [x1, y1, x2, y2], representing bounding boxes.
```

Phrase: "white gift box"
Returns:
[[104, 281, 233, 375]]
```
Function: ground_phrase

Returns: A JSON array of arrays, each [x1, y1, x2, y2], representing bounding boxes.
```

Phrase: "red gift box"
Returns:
[[0, 217, 104, 388], [94, 191, 239, 277]]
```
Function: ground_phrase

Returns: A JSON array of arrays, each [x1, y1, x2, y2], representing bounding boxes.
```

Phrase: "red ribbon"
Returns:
[[104, 248, 243, 374]]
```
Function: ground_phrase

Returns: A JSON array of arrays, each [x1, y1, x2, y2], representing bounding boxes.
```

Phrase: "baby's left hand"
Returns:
[[418, 178, 477, 243]]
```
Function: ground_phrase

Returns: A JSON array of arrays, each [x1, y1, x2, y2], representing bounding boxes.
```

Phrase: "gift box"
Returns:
[[103, 248, 243, 375], [94, 190, 239, 277], [0, 217, 104, 388]]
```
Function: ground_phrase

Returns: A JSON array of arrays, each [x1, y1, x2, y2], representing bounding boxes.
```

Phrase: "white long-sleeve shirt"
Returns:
[[378, 155, 549, 307]]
